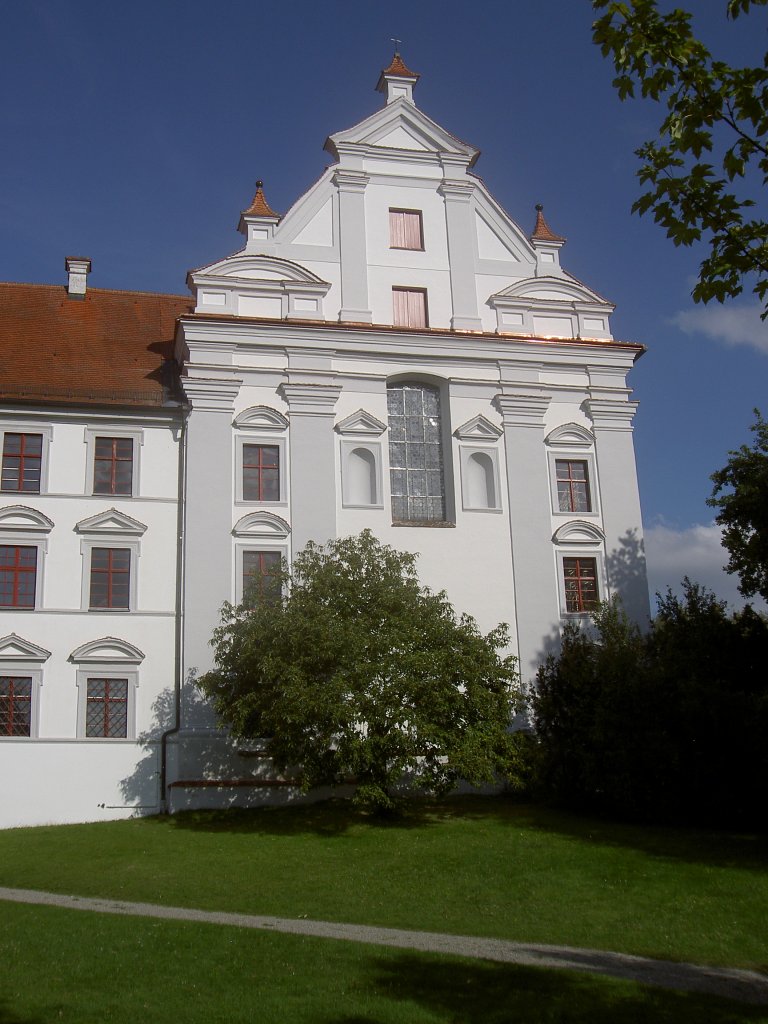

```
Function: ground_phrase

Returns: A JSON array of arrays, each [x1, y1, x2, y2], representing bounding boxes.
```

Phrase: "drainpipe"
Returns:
[[160, 403, 189, 813]]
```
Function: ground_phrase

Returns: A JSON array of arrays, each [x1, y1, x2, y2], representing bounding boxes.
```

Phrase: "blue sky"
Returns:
[[2, 0, 766, 609]]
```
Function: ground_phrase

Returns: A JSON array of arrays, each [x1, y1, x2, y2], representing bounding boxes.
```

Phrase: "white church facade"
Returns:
[[0, 55, 648, 827]]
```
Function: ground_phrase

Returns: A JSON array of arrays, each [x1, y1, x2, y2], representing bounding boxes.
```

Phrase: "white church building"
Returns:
[[0, 54, 648, 828]]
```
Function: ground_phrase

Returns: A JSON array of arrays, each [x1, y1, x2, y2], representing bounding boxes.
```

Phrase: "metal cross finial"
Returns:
[[391, 37, 402, 53]]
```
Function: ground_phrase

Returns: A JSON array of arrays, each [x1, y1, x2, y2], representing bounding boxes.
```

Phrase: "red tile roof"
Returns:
[[531, 205, 565, 243], [381, 52, 420, 79], [0, 283, 192, 407], [242, 181, 279, 219]]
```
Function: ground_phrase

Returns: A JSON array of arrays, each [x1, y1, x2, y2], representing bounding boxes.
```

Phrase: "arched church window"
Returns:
[[387, 382, 446, 522]]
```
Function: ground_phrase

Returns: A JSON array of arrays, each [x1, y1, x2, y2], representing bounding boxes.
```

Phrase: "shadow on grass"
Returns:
[[0, 1002, 48, 1024], [326, 954, 768, 1024], [148, 793, 768, 871]]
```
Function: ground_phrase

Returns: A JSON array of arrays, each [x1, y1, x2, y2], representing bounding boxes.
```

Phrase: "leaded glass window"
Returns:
[[387, 382, 446, 522], [85, 678, 129, 738], [0, 677, 32, 736]]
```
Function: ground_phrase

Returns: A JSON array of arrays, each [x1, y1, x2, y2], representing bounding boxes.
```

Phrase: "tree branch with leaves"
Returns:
[[593, 0, 768, 313]]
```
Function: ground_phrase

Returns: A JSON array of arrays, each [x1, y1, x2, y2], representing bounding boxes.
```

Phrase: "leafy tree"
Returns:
[[198, 530, 524, 812], [532, 584, 768, 828], [709, 409, 768, 601], [592, 0, 768, 312]]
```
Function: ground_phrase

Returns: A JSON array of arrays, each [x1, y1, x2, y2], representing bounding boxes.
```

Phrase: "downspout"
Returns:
[[160, 402, 189, 813]]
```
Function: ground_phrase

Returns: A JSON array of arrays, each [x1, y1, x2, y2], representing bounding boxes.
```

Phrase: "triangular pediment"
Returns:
[[0, 633, 51, 662], [234, 406, 289, 431], [335, 409, 387, 436], [454, 415, 503, 441], [325, 98, 479, 165], [70, 637, 145, 664], [0, 505, 54, 532], [75, 509, 147, 536], [232, 512, 290, 539]]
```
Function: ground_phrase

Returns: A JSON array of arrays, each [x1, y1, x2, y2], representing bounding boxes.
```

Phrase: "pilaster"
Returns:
[[438, 180, 482, 331], [494, 390, 558, 681], [584, 398, 650, 625], [281, 382, 342, 552], [182, 376, 241, 728], [334, 170, 372, 323]]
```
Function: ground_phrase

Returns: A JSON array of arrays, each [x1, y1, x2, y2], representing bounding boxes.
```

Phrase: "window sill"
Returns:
[[392, 520, 455, 529]]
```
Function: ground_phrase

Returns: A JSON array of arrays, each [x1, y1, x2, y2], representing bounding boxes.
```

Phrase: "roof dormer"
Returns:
[[375, 50, 420, 105]]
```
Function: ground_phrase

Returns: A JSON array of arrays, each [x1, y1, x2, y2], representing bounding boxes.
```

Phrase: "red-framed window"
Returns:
[[243, 444, 280, 502], [1, 433, 43, 493], [89, 548, 130, 610], [0, 676, 33, 736], [392, 287, 428, 328], [243, 550, 281, 607], [85, 678, 129, 738], [556, 460, 592, 513], [563, 557, 599, 613], [0, 545, 37, 608], [93, 437, 133, 495], [389, 209, 424, 250]]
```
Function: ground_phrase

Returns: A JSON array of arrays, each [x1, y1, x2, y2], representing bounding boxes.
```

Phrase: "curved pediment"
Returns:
[[232, 511, 291, 539], [553, 521, 605, 546], [194, 253, 330, 285], [0, 505, 54, 533], [234, 406, 289, 431], [545, 423, 594, 449], [491, 276, 612, 308], [69, 637, 145, 664]]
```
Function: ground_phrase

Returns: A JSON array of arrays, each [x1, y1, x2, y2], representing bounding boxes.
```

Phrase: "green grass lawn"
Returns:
[[2, 901, 767, 1024], [0, 797, 766, 973]]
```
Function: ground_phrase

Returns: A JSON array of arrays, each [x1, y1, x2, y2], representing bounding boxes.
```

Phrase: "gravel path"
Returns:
[[2, 885, 766, 1006]]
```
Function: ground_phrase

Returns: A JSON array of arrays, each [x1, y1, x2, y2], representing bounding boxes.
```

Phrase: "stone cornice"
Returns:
[[182, 376, 242, 413], [332, 169, 370, 193], [438, 180, 475, 202], [280, 383, 342, 416], [494, 392, 551, 428], [584, 398, 640, 431]]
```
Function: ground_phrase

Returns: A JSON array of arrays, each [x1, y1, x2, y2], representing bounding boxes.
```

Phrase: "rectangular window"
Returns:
[[0, 676, 33, 736], [89, 548, 131, 610], [85, 678, 129, 738], [93, 437, 134, 495], [242, 444, 280, 502], [1, 433, 43, 493], [389, 209, 423, 250], [393, 288, 428, 328], [556, 460, 592, 513], [242, 550, 282, 607], [0, 545, 37, 608], [563, 557, 599, 613]]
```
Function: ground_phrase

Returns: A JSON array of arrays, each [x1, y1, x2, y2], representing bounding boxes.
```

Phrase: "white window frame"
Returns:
[[80, 539, 140, 612], [547, 452, 599, 517], [556, 551, 606, 618], [235, 435, 288, 507], [84, 427, 143, 498], [232, 512, 290, 604], [75, 666, 139, 740], [0, 509, 53, 612], [340, 440, 384, 509], [458, 445, 503, 513], [237, 546, 286, 606], [0, 424, 53, 495], [392, 287, 429, 328], [0, 639, 47, 741]]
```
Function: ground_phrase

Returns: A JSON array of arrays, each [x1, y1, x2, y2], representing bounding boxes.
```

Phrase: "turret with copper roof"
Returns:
[[376, 48, 420, 105], [238, 180, 280, 252], [530, 204, 566, 277]]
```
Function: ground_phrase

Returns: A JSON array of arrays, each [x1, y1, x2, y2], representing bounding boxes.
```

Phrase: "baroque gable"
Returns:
[[190, 253, 331, 321]]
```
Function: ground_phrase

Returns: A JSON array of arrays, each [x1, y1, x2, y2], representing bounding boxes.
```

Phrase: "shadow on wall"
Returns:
[[118, 686, 176, 811], [606, 528, 651, 623]]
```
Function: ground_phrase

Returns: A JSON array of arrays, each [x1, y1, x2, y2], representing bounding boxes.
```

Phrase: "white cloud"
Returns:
[[671, 303, 768, 355], [644, 520, 767, 613]]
